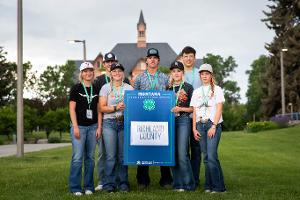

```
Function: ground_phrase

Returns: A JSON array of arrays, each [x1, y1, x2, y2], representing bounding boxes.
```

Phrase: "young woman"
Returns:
[[69, 62, 101, 196], [99, 63, 133, 193], [190, 63, 226, 193], [167, 61, 195, 191]]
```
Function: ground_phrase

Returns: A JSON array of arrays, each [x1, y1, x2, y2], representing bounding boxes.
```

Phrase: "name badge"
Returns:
[[86, 109, 93, 119]]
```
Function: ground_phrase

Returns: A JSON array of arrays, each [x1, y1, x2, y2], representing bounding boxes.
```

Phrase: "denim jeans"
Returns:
[[97, 136, 105, 185], [69, 124, 97, 193], [172, 116, 195, 190], [102, 118, 129, 191], [190, 116, 201, 187], [197, 120, 226, 192]]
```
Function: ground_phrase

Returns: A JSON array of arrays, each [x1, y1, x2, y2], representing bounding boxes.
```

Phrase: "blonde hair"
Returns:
[[168, 70, 185, 88], [78, 70, 95, 82]]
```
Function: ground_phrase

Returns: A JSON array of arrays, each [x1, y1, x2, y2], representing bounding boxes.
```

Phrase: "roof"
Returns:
[[137, 10, 146, 28], [111, 43, 178, 75]]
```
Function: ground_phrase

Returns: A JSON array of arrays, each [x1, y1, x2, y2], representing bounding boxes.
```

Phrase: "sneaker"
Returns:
[[119, 185, 130, 192], [73, 192, 82, 196], [204, 189, 211, 193], [211, 190, 227, 194], [95, 184, 103, 191], [85, 190, 93, 195], [174, 188, 185, 192]]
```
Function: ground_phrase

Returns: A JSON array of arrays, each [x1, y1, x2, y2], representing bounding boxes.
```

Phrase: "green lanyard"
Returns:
[[190, 67, 196, 86], [173, 81, 184, 105], [112, 83, 124, 103], [146, 70, 159, 90], [81, 82, 93, 109], [201, 85, 211, 105], [105, 74, 110, 84]]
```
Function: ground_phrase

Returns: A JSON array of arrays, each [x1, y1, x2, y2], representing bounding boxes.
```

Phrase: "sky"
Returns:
[[0, 0, 275, 103]]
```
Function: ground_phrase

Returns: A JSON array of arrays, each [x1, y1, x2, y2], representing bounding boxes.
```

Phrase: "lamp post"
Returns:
[[288, 102, 293, 120], [17, 0, 24, 157], [68, 40, 86, 61], [280, 48, 288, 115]]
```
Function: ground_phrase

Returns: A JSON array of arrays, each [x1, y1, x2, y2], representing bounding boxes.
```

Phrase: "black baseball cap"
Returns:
[[110, 63, 124, 71], [104, 52, 117, 62], [146, 48, 160, 58], [170, 61, 184, 71]]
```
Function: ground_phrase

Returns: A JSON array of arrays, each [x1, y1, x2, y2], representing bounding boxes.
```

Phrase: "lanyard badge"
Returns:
[[146, 70, 159, 90], [82, 83, 94, 119]]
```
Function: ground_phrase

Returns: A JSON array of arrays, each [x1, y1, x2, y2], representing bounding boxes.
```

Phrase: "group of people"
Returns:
[[68, 46, 226, 195]]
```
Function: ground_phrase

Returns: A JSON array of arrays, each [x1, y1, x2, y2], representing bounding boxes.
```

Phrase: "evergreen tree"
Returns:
[[246, 55, 269, 121], [261, 0, 300, 116]]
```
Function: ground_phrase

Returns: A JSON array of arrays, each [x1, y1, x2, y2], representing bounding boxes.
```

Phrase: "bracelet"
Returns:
[[211, 124, 216, 129]]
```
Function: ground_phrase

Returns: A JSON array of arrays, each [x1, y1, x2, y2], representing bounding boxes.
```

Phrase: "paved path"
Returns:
[[0, 143, 71, 158]]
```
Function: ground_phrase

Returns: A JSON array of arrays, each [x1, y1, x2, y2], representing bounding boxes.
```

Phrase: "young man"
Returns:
[[134, 48, 173, 188], [94, 52, 129, 191], [181, 46, 202, 188]]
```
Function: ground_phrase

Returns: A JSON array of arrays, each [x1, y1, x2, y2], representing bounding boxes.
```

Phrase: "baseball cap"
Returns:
[[110, 63, 124, 71], [146, 48, 159, 58], [170, 61, 184, 71], [198, 63, 213, 73], [104, 52, 117, 62], [80, 62, 94, 71]]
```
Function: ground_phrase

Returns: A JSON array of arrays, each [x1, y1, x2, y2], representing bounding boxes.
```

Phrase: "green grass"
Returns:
[[1, 126, 300, 200]]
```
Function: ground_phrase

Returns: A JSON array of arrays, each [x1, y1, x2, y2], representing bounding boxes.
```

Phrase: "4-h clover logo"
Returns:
[[143, 99, 155, 111]]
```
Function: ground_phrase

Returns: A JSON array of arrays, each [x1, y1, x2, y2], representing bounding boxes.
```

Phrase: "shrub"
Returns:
[[0, 138, 4, 145], [48, 137, 61, 143], [246, 121, 280, 133], [270, 115, 289, 128]]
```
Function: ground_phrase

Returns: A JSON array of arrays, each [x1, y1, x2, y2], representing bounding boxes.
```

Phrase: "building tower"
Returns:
[[137, 10, 146, 48]]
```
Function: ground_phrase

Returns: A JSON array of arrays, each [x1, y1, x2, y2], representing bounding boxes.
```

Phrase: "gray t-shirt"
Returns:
[[100, 83, 133, 119]]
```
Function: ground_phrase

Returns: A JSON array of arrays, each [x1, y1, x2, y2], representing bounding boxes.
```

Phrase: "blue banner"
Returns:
[[124, 90, 175, 166]]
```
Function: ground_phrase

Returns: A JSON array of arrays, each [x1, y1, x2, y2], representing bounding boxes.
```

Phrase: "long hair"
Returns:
[[210, 74, 216, 97]]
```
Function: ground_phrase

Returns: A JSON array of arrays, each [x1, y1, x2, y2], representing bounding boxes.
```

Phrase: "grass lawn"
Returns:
[[0, 126, 300, 200]]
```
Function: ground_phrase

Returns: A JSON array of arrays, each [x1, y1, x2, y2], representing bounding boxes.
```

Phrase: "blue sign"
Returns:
[[124, 90, 175, 166]]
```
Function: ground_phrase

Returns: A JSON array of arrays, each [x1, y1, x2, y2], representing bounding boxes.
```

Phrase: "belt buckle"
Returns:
[[200, 118, 208, 123]]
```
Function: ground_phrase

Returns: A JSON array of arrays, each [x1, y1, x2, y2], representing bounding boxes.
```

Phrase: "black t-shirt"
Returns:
[[167, 82, 194, 114], [69, 83, 99, 126], [94, 74, 130, 92]]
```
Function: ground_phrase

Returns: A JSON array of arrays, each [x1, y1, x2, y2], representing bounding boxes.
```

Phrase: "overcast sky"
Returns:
[[0, 0, 274, 103]]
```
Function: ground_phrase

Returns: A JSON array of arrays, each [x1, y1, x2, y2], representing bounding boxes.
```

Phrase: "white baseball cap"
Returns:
[[80, 62, 94, 71], [198, 63, 213, 73]]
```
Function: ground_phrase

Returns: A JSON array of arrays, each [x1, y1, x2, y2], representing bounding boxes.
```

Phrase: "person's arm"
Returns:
[[171, 106, 193, 113], [208, 103, 223, 138], [192, 106, 201, 141], [96, 98, 102, 140], [69, 101, 80, 139], [134, 75, 141, 90], [99, 96, 125, 113]]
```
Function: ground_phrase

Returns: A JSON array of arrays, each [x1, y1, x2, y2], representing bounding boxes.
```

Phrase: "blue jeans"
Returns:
[[69, 124, 97, 193], [172, 116, 195, 190], [97, 136, 105, 185], [190, 121, 201, 187], [197, 120, 226, 192], [102, 119, 129, 191]]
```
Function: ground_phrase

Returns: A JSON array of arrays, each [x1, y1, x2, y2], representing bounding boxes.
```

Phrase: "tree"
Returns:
[[261, 0, 300, 117], [38, 61, 76, 110], [0, 47, 37, 106], [202, 53, 241, 104], [246, 55, 270, 121], [0, 106, 16, 139]]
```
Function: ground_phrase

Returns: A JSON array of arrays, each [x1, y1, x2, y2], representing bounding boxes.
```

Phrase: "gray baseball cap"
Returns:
[[198, 63, 213, 73]]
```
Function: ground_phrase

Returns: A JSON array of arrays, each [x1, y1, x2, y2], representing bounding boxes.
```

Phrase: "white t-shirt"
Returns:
[[190, 85, 225, 124]]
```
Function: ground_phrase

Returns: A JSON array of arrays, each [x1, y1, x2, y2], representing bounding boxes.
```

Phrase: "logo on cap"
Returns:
[[107, 53, 113, 58]]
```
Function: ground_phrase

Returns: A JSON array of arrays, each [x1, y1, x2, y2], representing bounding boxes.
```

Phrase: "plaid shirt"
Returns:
[[134, 70, 169, 90]]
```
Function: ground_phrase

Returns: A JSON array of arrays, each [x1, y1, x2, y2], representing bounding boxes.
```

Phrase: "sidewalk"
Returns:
[[0, 143, 71, 158]]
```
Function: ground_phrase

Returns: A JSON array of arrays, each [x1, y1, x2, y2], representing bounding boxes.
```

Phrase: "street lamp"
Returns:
[[288, 102, 293, 120], [68, 40, 86, 61], [280, 48, 288, 115]]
